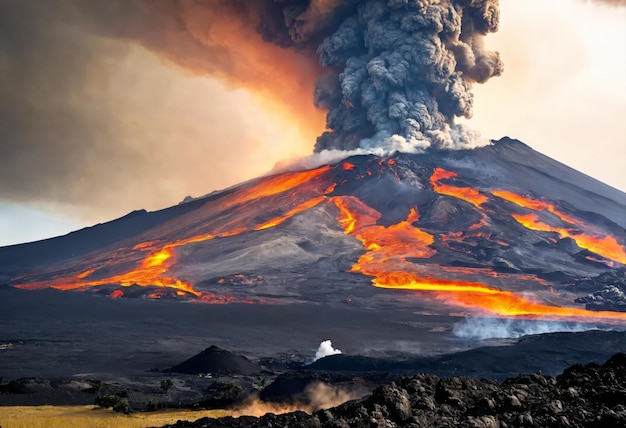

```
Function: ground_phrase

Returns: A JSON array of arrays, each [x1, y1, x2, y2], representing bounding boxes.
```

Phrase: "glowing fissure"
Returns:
[[489, 190, 625, 264], [491, 190, 584, 227], [331, 195, 626, 321]]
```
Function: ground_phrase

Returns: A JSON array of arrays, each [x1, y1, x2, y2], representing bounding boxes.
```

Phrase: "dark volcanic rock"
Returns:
[[576, 282, 626, 312], [171, 346, 263, 376], [161, 353, 626, 428], [306, 330, 626, 380]]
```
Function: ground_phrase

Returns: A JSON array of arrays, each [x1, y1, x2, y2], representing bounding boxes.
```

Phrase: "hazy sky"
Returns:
[[0, 0, 624, 246]]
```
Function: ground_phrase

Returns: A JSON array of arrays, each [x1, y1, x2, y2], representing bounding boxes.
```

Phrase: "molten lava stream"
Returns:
[[491, 190, 584, 227], [218, 165, 332, 210], [511, 213, 626, 265], [15, 165, 341, 301], [331, 196, 626, 322], [430, 168, 488, 208], [490, 189, 626, 264]]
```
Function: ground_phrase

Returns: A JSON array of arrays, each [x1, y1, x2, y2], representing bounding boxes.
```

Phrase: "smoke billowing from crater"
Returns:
[[106, 0, 503, 152], [3, 0, 621, 222]]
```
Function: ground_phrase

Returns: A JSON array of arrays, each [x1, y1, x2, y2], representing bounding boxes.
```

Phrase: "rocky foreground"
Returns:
[[163, 353, 626, 428]]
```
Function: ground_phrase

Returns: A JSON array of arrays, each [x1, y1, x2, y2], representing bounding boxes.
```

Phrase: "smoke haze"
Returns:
[[232, 382, 363, 417], [0, 1, 319, 222], [1, 0, 624, 236], [453, 317, 598, 340]]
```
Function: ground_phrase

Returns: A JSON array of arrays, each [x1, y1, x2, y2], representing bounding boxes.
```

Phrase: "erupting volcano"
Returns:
[[0, 1, 624, 345], [2, 4, 626, 422], [2, 138, 625, 327]]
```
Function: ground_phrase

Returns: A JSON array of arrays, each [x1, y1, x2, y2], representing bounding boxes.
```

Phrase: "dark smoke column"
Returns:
[[65, 0, 502, 154], [313, 0, 503, 152]]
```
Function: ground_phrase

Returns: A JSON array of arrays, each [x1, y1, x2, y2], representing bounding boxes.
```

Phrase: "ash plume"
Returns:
[[102, 0, 503, 151], [1, 0, 503, 222], [313, 0, 502, 152], [65, 0, 503, 155]]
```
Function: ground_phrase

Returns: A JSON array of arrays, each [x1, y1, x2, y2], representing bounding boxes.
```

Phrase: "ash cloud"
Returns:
[[73, 1, 504, 154], [314, 0, 502, 152], [0, 0, 322, 221]]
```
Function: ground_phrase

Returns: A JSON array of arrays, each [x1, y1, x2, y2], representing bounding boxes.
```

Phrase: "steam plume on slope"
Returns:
[[313, 340, 343, 362], [452, 317, 599, 340]]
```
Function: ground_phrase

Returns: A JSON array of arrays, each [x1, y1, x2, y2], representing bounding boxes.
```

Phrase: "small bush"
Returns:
[[95, 394, 131, 414]]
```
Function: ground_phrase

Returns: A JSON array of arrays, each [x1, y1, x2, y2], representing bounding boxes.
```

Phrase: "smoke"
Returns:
[[313, 340, 343, 362], [231, 382, 362, 417], [453, 317, 597, 340], [81, 0, 501, 154], [313, 0, 502, 152], [7, 0, 620, 222], [0, 0, 321, 222]]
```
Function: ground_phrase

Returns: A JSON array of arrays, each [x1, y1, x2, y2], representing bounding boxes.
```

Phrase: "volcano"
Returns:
[[1, 137, 624, 324]]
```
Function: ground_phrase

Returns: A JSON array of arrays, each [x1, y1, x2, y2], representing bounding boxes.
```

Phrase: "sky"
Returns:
[[0, 0, 624, 247]]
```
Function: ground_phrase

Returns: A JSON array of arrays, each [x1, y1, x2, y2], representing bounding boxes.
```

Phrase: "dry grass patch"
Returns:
[[0, 405, 228, 428]]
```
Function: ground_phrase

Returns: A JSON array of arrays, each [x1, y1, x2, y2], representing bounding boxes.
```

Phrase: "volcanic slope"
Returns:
[[1, 138, 625, 323]]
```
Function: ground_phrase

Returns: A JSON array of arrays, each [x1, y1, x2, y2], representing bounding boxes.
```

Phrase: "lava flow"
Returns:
[[331, 194, 626, 322], [14, 165, 337, 301], [429, 168, 626, 265], [491, 190, 626, 265], [430, 168, 488, 208], [10, 158, 626, 322], [511, 213, 626, 265]]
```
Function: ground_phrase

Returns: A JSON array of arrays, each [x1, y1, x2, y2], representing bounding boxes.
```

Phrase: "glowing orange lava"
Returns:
[[430, 168, 488, 208], [332, 195, 626, 322], [492, 190, 583, 226], [12, 161, 626, 322], [15, 165, 336, 302], [512, 213, 626, 264], [255, 197, 326, 230], [221, 165, 332, 209]]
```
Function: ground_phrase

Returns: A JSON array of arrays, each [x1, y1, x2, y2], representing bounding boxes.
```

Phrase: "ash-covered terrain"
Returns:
[[162, 352, 626, 428], [0, 138, 624, 417]]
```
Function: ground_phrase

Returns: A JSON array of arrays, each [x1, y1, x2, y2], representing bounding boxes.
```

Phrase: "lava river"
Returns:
[[11, 161, 626, 323]]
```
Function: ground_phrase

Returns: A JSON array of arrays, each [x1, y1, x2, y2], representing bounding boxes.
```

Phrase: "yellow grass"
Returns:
[[0, 405, 229, 428]]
